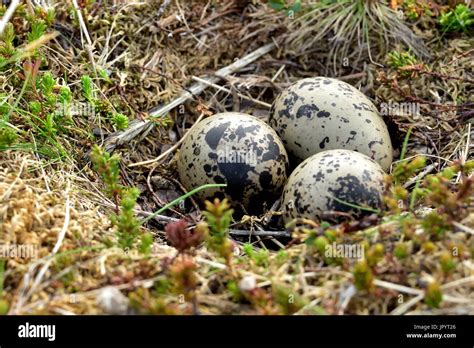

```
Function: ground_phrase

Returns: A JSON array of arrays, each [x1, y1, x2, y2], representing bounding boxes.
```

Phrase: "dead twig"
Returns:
[[191, 76, 272, 109], [0, 0, 20, 35], [129, 112, 206, 167]]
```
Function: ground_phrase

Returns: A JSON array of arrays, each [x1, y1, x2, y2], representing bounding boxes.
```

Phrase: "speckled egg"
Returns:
[[281, 149, 386, 223], [177, 112, 289, 212], [269, 77, 393, 171]]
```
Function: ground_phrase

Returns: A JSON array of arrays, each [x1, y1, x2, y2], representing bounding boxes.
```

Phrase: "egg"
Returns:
[[281, 149, 386, 223], [269, 77, 393, 171], [177, 112, 289, 212]]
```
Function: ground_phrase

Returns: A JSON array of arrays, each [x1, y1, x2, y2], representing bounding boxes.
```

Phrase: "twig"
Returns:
[[390, 294, 424, 315], [157, 0, 172, 18], [440, 276, 474, 291], [195, 256, 227, 270], [175, 0, 210, 49], [70, 0, 96, 74], [128, 112, 205, 167], [0, 0, 20, 35], [373, 279, 423, 295], [103, 42, 276, 153], [451, 222, 474, 236], [0, 157, 26, 202], [191, 76, 272, 109], [140, 183, 226, 224], [403, 162, 438, 188], [338, 284, 357, 315], [447, 48, 474, 65], [228, 229, 291, 238]]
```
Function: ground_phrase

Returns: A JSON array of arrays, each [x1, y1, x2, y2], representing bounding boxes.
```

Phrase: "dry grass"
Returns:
[[285, 0, 431, 75]]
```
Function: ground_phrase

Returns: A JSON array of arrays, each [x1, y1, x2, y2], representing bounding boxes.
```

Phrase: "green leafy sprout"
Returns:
[[439, 4, 473, 33]]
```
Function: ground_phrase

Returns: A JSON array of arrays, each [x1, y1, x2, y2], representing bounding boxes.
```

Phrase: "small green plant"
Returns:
[[352, 242, 386, 291], [392, 156, 426, 185], [366, 243, 385, 267], [0, 23, 16, 61], [0, 127, 18, 148], [313, 235, 329, 254], [0, 16, 72, 159], [439, 4, 473, 33], [268, 0, 302, 16], [422, 212, 450, 238], [168, 254, 199, 312], [202, 198, 234, 268], [402, 0, 433, 20], [352, 259, 374, 292], [243, 243, 269, 268], [272, 283, 307, 314], [90, 145, 121, 201], [275, 250, 289, 265], [394, 242, 409, 260], [387, 50, 419, 77], [439, 251, 456, 274], [139, 233, 154, 255], [424, 281, 443, 308], [81, 75, 95, 102], [27, 20, 47, 43], [90, 145, 142, 251], [422, 161, 474, 219], [45, 8, 56, 26], [111, 113, 129, 130], [227, 280, 243, 301], [113, 187, 141, 250]]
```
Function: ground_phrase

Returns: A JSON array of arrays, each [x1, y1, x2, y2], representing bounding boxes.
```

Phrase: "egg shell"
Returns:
[[282, 149, 386, 223], [177, 112, 289, 212], [269, 77, 393, 171]]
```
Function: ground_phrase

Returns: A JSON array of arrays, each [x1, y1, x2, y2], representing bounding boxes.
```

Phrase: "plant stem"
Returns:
[[141, 183, 227, 224]]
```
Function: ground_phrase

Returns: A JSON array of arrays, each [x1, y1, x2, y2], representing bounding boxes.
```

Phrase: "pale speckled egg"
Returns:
[[281, 149, 386, 223], [269, 77, 393, 171], [177, 112, 289, 212]]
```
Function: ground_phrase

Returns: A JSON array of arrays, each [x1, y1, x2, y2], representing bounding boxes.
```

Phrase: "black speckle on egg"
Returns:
[[259, 171, 273, 189], [317, 110, 330, 118], [214, 175, 226, 184], [296, 104, 319, 118], [235, 124, 259, 141], [326, 174, 381, 213], [203, 164, 212, 176], [261, 134, 281, 161], [205, 122, 230, 150], [319, 136, 329, 149]]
